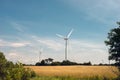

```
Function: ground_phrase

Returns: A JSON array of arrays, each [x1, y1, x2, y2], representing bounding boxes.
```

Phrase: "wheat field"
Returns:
[[25, 66, 118, 79]]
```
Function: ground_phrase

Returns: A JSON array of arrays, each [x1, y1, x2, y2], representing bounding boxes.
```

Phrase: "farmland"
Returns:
[[25, 66, 118, 79]]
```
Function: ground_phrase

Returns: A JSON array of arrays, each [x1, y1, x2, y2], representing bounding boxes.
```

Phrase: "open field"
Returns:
[[25, 66, 118, 79]]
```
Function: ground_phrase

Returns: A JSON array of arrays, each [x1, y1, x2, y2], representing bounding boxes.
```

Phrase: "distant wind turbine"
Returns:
[[56, 29, 73, 61], [39, 48, 43, 62]]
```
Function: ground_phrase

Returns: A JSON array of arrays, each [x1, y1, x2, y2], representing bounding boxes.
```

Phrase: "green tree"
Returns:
[[41, 60, 46, 65], [44, 58, 54, 64], [105, 22, 120, 79], [48, 58, 54, 64], [0, 52, 7, 80], [0, 51, 36, 80], [51, 61, 61, 66]]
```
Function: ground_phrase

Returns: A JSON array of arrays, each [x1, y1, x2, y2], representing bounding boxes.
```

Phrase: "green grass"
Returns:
[[31, 76, 76, 80], [30, 76, 116, 80]]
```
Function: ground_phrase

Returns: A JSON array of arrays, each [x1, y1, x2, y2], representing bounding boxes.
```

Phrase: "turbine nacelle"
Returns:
[[64, 38, 68, 40]]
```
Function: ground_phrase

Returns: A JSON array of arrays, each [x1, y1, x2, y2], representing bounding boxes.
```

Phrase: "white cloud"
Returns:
[[7, 52, 37, 64], [1, 35, 109, 64], [8, 53, 18, 56], [0, 39, 7, 46], [67, 39, 108, 64], [11, 42, 30, 47], [37, 39, 63, 51], [7, 52, 22, 63], [0, 39, 30, 47]]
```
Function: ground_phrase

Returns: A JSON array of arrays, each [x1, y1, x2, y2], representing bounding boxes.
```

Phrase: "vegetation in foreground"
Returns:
[[0, 52, 36, 80], [30, 76, 118, 80], [105, 22, 120, 79]]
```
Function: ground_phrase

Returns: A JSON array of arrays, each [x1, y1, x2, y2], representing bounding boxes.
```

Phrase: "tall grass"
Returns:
[[26, 66, 118, 79]]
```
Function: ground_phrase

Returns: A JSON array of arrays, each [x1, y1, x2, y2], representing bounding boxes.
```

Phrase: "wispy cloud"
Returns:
[[7, 52, 37, 64], [68, 39, 108, 63], [10, 21, 25, 32], [11, 42, 30, 47], [37, 39, 63, 51], [0, 20, 109, 64], [0, 39, 30, 47], [1, 35, 108, 64]]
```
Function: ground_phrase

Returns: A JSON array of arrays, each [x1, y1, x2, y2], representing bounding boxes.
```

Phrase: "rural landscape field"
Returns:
[[26, 66, 118, 80], [1, 0, 120, 80]]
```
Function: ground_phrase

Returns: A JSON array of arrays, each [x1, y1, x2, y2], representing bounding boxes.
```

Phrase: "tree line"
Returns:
[[35, 58, 92, 66]]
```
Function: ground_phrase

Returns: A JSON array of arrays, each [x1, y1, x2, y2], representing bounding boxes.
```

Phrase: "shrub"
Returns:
[[0, 51, 36, 80], [51, 61, 61, 66]]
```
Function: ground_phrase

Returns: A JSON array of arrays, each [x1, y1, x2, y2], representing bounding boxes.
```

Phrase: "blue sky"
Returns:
[[0, 0, 120, 64]]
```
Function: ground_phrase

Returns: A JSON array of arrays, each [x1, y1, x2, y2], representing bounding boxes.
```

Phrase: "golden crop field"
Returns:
[[25, 66, 118, 79]]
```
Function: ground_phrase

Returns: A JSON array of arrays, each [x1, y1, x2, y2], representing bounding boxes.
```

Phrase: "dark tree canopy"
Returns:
[[105, 22, 120, 66]]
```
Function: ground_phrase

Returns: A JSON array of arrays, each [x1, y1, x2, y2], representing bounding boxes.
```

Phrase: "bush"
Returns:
[[0, 52, 36, 80], [51, 61, 61, 66], [61, 60, 77, 65]]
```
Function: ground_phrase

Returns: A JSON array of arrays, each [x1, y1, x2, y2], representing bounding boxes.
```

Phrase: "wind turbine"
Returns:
[[56, 29, 73, 61], [39, 48, 43, 62]]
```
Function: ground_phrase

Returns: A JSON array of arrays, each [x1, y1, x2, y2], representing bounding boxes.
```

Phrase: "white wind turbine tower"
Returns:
[[39, 48, 43, 62], [56, 29, 73, 61]]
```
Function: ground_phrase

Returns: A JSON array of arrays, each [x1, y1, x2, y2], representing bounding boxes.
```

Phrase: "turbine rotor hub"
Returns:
[[64, 38, 68, 40]]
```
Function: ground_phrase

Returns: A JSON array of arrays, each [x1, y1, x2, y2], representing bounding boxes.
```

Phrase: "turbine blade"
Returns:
[[56, 34, 64, 38], [67, 29, 73, 38]]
